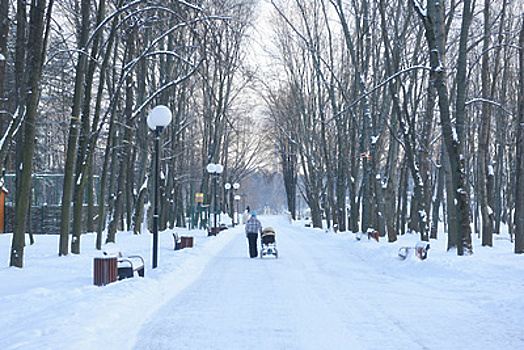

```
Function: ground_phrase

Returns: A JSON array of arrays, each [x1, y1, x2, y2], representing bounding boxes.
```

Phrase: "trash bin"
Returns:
[[207, 227, 219, 236], [180, 236, 194, 248], [93, 256, 117, 286]]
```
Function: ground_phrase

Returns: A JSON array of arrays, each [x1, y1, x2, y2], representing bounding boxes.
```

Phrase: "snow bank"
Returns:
[[0, 227, 235, 349]]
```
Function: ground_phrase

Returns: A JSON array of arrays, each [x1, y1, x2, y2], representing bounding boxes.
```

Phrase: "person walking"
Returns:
[[245, 211, 262, 258]]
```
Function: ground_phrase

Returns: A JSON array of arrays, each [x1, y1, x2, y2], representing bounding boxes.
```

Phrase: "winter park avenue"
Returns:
[[2, 1, 524, 349], [1, 215, 523, 349]]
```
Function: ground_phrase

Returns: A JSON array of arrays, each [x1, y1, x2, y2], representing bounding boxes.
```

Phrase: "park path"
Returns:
[[132, 216, 516, 350]]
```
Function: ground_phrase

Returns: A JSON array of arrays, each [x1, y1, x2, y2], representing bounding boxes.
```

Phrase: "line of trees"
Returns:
[[0, 0, 260, 267], [2, 0, 523, 268], [264, 0, 524, 254]]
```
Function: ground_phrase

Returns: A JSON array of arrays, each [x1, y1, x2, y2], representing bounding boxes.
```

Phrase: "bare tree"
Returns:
[[478, 0, 494, 246], [515, 15, 524, 254], [413, 0, 473, 255], [58, 0, 91, 256], [10, 0, 54, 267]]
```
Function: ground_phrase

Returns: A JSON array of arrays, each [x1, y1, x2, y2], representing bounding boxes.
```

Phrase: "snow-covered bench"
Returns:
[[398, 242, 430, 260], [173, 232, 194, 249], [103, 246, 144, 280], [207, 226, 219, 236], [173, 233, 181, 250], [356, 229, 380, 242], [117, 255, 145, 280], [367, 230, 379, 242]]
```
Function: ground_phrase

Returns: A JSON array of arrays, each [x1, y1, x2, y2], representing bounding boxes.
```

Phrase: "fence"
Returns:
[[1, 174, 101, 234], [3, 204, 102, 234]]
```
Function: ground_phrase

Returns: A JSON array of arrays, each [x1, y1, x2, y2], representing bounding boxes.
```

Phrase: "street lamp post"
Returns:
[[206, 163, 223, 235], [147, 105, 172, 269], [225, 182, 231, 226], [233, 182, 240, 226]]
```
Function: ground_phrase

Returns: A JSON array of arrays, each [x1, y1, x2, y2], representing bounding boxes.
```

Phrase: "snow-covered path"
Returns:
[[133, 216, 520, 349], [1, 215, 523, 349]]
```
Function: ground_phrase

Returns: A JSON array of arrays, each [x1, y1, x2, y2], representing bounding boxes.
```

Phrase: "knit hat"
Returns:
[[251, 211, 257, 216]]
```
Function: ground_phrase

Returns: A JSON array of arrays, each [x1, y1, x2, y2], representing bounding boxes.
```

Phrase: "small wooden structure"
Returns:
[[93, 257, 118, 286], [180, 236, 194, 248]]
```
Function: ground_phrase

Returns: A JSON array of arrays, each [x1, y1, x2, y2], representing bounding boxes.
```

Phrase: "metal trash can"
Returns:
[[93, 256, 117, 286]]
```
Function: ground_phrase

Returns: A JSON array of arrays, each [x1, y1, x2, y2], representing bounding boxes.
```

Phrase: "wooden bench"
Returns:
[[398, 242, 430, 260], [173, 233, 181, 250], [356, 230, 379, 242], [100, 246, 145, 282], [173, 232, 193, 249], [367, 230, 379, 242], [207, 226, 219, 236], [117, 255, 145, 280]]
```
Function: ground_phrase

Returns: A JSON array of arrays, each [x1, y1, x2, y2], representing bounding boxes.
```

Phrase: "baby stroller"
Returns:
[[261, 227, 278, 258]]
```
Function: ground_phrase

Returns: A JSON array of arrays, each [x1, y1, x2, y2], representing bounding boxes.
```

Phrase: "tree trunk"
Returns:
[[490, 0, 508, 236], [10, 0, 48, 267], [398, 160, 409, 236], [0, 0, 8, 122], [175, 181, 186, 228], [334, 0, 373, 233], [348, 120, 359, 233], [133, 178, 148, 235], [93, 12, 119, 247], [96, 105, 116, 248], [479, 0, 494, 247], [104, 111, 120, 243], [443, 146, 458, 249], [452, 0, 474, 255], [430, 150, 445, 239], [59, 0, 90, 256], [282, 144, 298, 220], [413, 0, 473, 255], [131, 28, 150, 235], [107, 28, 136, 241], [514, 16, 524, 254], [86, 164, 95, 233]]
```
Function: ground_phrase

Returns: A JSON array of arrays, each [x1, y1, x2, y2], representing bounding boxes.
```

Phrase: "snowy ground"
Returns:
[[1, 215, 523, 349]]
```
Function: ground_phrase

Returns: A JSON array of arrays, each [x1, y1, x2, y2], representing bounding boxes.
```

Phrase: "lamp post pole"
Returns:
[[225, 182, 231, 226], [206, 163, 223, 234], [233, 182, 240, 226], [152, 127, 160, 269], [147, 105, 172, 269], [214, 174, 218, 231]]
